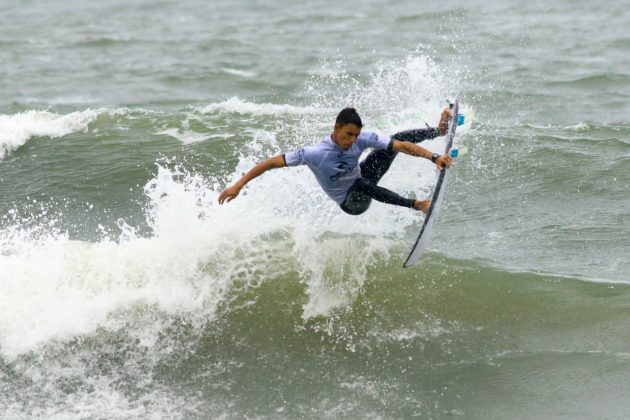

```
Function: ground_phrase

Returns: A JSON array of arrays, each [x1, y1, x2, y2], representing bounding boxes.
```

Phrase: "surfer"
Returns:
[[218, 107, 453, 215]]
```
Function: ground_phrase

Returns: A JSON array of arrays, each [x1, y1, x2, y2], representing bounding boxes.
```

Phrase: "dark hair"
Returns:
[[335, 107, 362, 128]]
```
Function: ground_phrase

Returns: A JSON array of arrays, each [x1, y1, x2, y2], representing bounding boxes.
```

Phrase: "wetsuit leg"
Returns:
[[359, 147, 398, 183], [340, 128, 439, 215], [391, 127, 440, 144], [340, 178, 415, 215], [360, 127, 439, 183]]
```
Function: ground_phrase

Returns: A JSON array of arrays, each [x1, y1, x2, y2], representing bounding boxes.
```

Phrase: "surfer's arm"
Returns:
[[391, 140, 453, 169], [218, 155, 286, 204]]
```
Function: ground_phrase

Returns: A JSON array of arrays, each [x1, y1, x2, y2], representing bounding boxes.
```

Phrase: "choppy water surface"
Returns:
[[1, 0, 629, 418]]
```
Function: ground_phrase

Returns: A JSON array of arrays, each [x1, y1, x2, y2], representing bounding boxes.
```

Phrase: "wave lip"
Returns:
[[193, 97, 328, 116], [0, 109, 100, 159]]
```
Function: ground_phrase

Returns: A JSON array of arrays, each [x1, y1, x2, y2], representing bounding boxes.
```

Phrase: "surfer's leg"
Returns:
[[356, 179, 415, 208], [394, 109, 451, 141], [340, 178, 415, 215], [360, 128, 440, 184], [360, 146, 398, 184], [391, 109, 450, 143], [391, 127, 440, 144]]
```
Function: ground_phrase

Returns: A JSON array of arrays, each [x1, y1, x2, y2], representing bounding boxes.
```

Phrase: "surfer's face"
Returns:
[[332, 123, 361, 150]]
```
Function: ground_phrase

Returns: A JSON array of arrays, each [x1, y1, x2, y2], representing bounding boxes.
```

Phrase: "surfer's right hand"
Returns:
[[413, 199, 431, 213], [435, 154, 453, 169], [218, 185, 241, 204]]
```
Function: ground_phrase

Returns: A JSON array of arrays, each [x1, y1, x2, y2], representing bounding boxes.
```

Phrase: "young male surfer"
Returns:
[[218, 107, 453, 215]]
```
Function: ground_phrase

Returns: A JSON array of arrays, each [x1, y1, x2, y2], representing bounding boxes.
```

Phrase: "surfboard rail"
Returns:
[[403, 100, 459, 267]]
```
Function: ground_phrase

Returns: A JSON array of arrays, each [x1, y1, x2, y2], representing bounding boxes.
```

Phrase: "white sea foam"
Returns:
[[195, 96, 328, 116], [0, 165, 232, 360], [0, 109, 100, 159], [565, 122, 591, 131], [2, 351, 188, 419], [156, 128, 209, 144], [221, 67, 258, 78]]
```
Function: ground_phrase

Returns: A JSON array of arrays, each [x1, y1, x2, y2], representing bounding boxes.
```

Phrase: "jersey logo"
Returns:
[[334, 161, 352, 171], [330, 160, 355, 181]]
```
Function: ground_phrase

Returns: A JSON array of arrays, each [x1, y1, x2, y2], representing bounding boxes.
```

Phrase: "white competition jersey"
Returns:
[[284, 131, 391, 204]]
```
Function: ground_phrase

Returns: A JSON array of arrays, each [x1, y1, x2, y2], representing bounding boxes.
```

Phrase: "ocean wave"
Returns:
[[564, 122, 591, 131], [193, 97, 330, 116], [221, 67, 258, 78], [546, 73, 630, 88], [0, 143, 440, 360], [512, 122, 630, 144], [0, 109, 100, 159], [3, 155, 625, 363], [0, 54, 466, 363], [155, 127, 210, 144]]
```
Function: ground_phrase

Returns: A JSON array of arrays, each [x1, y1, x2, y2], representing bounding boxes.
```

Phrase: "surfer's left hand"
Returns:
[[435, 154, 452, 169]]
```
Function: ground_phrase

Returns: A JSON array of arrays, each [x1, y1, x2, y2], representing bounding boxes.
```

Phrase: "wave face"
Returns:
[[2, 256, 630, 419], [2, 0, 630, 417]]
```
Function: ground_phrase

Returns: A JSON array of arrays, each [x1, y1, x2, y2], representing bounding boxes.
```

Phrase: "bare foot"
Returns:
[[413, 199, 431, 213], [438, 107, 451, 136]]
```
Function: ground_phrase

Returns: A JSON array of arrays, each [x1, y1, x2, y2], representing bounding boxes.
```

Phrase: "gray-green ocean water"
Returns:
[[1, 0, 629, 418]]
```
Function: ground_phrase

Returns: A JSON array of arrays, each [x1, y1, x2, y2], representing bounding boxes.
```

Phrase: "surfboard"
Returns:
[[403, 100, 460, 267]]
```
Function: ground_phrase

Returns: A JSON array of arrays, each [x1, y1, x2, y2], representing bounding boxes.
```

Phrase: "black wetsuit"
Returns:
[[340, 127, 440, 215]]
